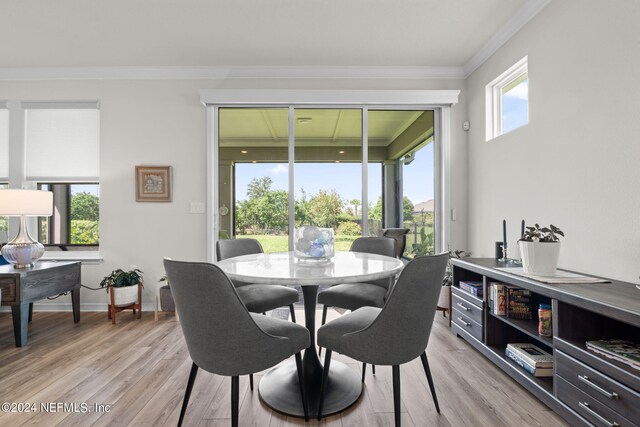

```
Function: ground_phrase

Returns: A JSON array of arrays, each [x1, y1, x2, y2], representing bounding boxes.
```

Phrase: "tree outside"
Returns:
[[70, 191, 99, 244]]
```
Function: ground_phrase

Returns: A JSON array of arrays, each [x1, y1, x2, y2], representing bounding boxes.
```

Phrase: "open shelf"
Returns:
[[486, 344, 554, 395], [488, 311, 553, 347]]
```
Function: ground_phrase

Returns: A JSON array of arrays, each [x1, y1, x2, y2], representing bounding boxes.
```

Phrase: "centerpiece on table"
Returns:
[[294, 226, 334, 263], [518, 224, 564, 276]]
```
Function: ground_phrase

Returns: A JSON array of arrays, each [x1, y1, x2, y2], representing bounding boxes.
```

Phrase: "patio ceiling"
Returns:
[[219, 109, 433, 162]]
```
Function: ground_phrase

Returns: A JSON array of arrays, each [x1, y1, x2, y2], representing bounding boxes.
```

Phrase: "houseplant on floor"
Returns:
[[100, 268, 144, 324], [439, 250, 470, 313], [519, 224, 564, 276]]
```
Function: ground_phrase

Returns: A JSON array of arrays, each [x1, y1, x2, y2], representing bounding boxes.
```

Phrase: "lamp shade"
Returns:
[[0, 189, 53, 216]]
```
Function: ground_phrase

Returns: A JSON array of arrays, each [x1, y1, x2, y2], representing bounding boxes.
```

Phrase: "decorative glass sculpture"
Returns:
[[294, 226, 334, 262]]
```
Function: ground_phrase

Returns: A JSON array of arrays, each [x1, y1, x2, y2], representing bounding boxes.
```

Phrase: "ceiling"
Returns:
[[0, 0, 531, 69]]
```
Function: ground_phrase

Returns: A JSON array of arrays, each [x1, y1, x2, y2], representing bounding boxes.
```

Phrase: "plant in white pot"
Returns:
[[100, 268, 144, 324], [519, 224, 564, 276]]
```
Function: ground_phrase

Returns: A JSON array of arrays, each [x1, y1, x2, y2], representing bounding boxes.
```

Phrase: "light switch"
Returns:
[[190, 202, 205, 214]]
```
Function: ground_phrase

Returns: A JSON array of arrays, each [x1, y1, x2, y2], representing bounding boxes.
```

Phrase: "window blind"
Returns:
[[25, 104, 99, 181], [0, 108, 8, 180]]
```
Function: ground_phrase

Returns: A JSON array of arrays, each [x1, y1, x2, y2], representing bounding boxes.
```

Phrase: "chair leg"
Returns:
[[361, 362, 367, 383], [392, 365, 401, 427], [420, 352, 440, 413], [231, 376, 239, 427], [249, 374, 254, 391], [178, 362, 198, 427], [318, 305, 328, 356], [294, 352, 309, 421], [317, 350, 332, 420], [289, 304, 297, 323]]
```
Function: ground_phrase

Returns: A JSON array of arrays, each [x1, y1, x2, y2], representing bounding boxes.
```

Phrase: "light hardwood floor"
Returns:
[[0, 309, 568, 426]]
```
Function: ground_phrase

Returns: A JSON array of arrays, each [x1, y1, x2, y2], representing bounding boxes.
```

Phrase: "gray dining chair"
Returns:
[[216, 238, 299, 323], [316, 253, 448, 426], [317, 236, 395, 377], [163, 259, 310, 427]]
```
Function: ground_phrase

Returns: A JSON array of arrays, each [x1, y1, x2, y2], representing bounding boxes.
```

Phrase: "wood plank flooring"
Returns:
[[0, 309, 568, 426]]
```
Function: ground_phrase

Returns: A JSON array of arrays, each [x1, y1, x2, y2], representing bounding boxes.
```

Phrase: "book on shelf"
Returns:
[[586, 339, 640, 370], [507, 287, 532, 320], [505, 347, 553, 377], [459, 280, 483, 297], [489, 282, 507, 315], [506, 343, 553, 368]]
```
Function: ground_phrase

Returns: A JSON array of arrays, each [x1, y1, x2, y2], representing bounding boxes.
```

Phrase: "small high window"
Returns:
[[486, 56, 528, 140]]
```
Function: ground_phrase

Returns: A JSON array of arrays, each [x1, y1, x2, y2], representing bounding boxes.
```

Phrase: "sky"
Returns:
[[502, 79, 528, 133], [235, 142, 434, 207]]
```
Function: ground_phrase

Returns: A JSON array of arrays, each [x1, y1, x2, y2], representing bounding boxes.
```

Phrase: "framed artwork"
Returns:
[[135, 165, 172, 202]]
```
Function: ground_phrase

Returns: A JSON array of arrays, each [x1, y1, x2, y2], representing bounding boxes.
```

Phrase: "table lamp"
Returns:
[[0, 189, 53, 268]]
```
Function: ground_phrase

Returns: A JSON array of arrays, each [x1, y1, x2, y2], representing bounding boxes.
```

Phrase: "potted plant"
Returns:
[[439, 250, 470, 309], [158, 274, 175, 311], [100, 268, 144, 324], [518, 224, 564, 276]]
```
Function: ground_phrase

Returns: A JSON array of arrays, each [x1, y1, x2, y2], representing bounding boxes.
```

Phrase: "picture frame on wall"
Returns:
[[135, 165, 172, 202]]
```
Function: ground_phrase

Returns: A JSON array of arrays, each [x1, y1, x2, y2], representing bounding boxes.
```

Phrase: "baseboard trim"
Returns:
[[0, 302, 156, 312]]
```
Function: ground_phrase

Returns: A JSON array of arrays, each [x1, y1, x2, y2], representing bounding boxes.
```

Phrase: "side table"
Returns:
[[0, 261, 81, 347]]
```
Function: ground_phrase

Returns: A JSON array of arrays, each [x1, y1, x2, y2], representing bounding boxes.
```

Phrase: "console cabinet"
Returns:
[[451, 258, 639, 426]]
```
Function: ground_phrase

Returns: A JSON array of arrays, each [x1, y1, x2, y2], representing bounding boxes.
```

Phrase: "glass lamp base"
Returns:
[[1, 241, 45, 269]]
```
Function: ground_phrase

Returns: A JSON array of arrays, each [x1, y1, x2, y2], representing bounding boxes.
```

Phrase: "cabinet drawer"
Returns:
[[451, 285, 484, 308], [452, 293, 483, 325], [556, 350, 640, 421], [452, 308, 483, 342], [556, 375, 638, 427], [0, 278, 17, 303]]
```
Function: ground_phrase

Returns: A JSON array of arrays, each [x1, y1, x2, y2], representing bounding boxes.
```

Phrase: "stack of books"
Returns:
[[507, 287, 532, 320], [459, 280, 483, 297], [586, 339, 640, 371], [488, 282, 507, 315], [505, 343, 553, 377]]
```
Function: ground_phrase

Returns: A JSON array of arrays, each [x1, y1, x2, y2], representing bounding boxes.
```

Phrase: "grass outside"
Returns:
[[237, 234, 358, 253]]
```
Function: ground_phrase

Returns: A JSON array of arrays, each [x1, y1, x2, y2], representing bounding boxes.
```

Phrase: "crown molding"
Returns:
[[0, 66, 465, 81], [463, 0, 552, 77]]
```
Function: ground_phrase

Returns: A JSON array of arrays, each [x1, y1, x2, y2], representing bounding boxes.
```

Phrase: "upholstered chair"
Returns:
[[316, 253, 448, 426], [317, 236, 396, 376], [164, 259, 310, 427], [216, 238, 299, 322]]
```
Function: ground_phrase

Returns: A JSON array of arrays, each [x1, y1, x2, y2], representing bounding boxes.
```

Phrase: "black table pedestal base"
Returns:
[[258, 284, 362, 418], [259, 359, 361, 418]]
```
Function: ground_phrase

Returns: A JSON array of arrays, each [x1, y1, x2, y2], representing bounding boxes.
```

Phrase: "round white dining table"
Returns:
[[215, 250, 404, 418]]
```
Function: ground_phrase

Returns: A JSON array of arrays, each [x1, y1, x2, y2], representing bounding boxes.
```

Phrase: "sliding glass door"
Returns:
[[215, 106, 438, 257]]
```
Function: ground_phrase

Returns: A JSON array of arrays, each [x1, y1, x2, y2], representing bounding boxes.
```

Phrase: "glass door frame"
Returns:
[[204, 90, 458, 262]]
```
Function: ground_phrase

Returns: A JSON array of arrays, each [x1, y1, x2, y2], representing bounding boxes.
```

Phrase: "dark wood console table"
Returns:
[[451, 258, 639, 426], [0, 261, 81, 347]]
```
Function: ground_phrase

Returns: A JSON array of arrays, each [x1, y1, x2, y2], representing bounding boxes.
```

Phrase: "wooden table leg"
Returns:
[[11, 304, 30, 347], [71, 288, 81, 323]]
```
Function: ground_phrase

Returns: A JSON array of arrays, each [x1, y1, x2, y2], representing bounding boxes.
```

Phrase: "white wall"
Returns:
[[0, 77, 467, 309], [466, 0, 640, 282]]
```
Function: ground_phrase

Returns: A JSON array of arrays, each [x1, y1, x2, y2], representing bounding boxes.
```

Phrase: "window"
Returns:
[[1, 101, 100, 250], [38, 183, 99, 247], [486, 56, 528, 140]]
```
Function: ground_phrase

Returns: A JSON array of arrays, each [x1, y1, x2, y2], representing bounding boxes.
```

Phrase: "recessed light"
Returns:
[[251, 161, 257, 163], [335, 160, 340, 163], [338, 150, 345, 154], [240, 150, 248, 154]]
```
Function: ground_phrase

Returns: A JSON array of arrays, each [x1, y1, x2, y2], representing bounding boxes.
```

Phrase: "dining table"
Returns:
[[215, 250, 404, 418]]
